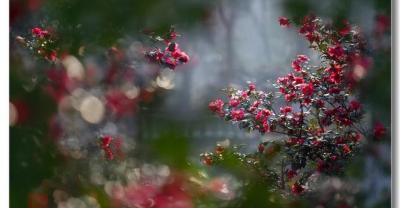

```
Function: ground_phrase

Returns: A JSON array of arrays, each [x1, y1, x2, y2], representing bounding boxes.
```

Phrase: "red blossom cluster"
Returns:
[[207, 16, 386, 195], [145, 29, 190, 70], [278, 16, 290, 27], [31, 27, 50, 38], [17, 26, 58, 62]]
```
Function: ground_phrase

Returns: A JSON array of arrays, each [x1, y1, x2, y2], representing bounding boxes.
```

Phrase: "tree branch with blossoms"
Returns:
[[204, 15, 386, 195]]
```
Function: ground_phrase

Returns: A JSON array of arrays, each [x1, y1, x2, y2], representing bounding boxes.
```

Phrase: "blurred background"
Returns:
[[10, 0, 391, 207]]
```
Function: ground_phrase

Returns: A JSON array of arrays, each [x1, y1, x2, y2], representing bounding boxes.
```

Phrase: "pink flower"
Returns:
[[240, 91, 249, 99], [178, 51, 190, 63], [291, 55, 309, 72], [300, 83, 314, 96], [280, 106, 293, 114], [229, 99, 240, 107], [167, 42, 179, 52], [31, 27, 49, 38], [278, 17, 290, 27], [284, 93, 296, 102], [327, 44, 345, 59], [262, 121, 270, 132], [231, 109, 245, 121], [209, 99, 225, 116], [255, 109, 271, 122], [252, 100, 261, 108], [277, 76, 289, 85], [248, 83, 256, 91], [291, 60, 301, 72], [47, 51, 57, 61], [293, 76, 304, 84], [297, 55, 310, 62]]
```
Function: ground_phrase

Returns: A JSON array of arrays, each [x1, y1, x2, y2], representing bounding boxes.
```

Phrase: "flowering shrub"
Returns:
[[205, 16, 385, 195]]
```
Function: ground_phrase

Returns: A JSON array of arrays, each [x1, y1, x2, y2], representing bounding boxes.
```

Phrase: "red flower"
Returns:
[[293, 76, 304, 84], [291, 55, 309, 72], [231, 109, 245, 121], [285, 93, 296, 102], [101, 135, 113, 149], [47, 51, 57, 61], [300, 83, 314, 96], [280, 106, 293, 114], [291, 183, 304, 194], [291, 60, 302, 72], [178, 51, 190, 63], [277, 76, 289, 85], [373, 122, 386, 139], [297, 55, 309, 62], [31, 27, 49, 38], [262, 121, 270, 132], [327, 44, 345, 59], [349, 100, 361, 111], [255, 109, 271, 122], [167, 42, 179, 52], [209, 99, 225, 116], [215, 145, 224, 154], [31, 27, 42, 35], [278, 17, 290, 27], [100, 135, 123, 160], [229, 99, 240, 107], [342, 144, 351, 154], [252, 100, 261, 108], [240, 91, 249, 99], [351, 132, 362, 142], [201, 155, 213, 166], [299, 15, 316, 35], [248, 83, 256, 91]]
